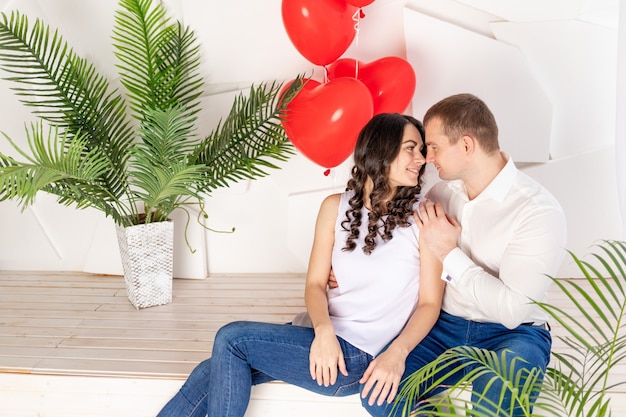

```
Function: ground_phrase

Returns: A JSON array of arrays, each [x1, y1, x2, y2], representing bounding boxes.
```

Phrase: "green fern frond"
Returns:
[[113, 0, 203, 117], [130, 106, 206, 222], [154, 23, 203, 112], [394, 346, 545, 417], [131, 163, 205, 221], [0, 0, 299, 229], [133, 105, 198, 166], [194, 79, 300, 193], [0, 9, 133, 208], [406, 242, 626, 417], [536, 241, 626, 417], [0, 124, 111, 209]]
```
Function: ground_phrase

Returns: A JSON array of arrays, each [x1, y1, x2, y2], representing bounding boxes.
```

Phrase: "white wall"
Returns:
[[0, 0, 622, 278], [618, 0, 626, 240]]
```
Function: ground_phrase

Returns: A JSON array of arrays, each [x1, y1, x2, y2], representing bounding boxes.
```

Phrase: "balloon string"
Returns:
[[352, 8, 361, 78], [323, 168, 340, 192], [331, 168, 338, 192]]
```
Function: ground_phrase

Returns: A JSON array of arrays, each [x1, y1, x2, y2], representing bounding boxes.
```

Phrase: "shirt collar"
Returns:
[[446, 152, 517, 202], [476, 152, 517, 203]]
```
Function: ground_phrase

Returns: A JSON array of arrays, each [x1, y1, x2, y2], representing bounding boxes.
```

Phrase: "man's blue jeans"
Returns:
[[361, 311, 552, 417], [157, 321, 373, 417]]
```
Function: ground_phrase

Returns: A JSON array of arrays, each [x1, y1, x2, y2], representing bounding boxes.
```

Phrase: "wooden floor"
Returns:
[[0, 271, 308, 379], [1, 271, 626, 416]]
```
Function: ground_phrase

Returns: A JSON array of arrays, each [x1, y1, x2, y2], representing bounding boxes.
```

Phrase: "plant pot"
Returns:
[[115, 220, 174, 309]]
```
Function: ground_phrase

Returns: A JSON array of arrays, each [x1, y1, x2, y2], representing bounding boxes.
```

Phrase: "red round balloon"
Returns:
[[282, 78, 373, 168], [327, 56, 416, 115], [346, 0, 375, 6], [281, 0, 358, 66]]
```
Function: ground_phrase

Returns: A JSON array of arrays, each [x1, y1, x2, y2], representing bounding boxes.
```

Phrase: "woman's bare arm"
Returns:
[[304, 194, 346, 386]]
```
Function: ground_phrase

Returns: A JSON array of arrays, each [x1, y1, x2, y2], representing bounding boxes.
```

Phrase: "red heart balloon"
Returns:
[[327, 56, 416, 115], [346, 0, 375, 6], [282, 78, 373, 168], [281, 0, 358, 66]]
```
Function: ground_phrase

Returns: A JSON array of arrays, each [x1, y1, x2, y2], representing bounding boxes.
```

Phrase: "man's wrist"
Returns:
[[435, 246, 455, 263], [442, 247, 474, 284]]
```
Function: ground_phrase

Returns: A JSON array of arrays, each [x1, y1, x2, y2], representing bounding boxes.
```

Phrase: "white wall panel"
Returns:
[[457, 0, 583, 22], [616, 0, 626, 239], [181, 0, 313, 84], [519, 146, 623, 277], [403, 8, 552, 163], [491, 20, 617, 159], [0, 201, 63, 271]]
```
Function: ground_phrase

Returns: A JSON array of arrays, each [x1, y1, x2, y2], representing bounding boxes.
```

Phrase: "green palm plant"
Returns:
[[0, 0, 302, 228], [394, 240, 626, 417]]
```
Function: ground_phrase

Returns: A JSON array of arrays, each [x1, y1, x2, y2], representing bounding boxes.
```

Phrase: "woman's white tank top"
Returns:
[[328, 191, 421, 356]]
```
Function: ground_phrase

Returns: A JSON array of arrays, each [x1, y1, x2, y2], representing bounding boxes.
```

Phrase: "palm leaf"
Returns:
[[194, 79, 301, 193], [0, 0, 300, 228], [130, 106, 206, 223], [0, 123, 111, 209], [0, 10, 133, 208], [393, 241, 626, 417], [113, 0, 203, 118], [535, 240, 626, 417], [394, 346, 546, 417]]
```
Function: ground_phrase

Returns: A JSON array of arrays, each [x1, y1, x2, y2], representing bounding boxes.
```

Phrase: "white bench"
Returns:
[[0, 373, 368, 417]]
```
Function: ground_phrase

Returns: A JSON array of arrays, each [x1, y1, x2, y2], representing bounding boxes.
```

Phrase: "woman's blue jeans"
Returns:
[[156, 321, 373, 417], [361, 311, 552, 417]]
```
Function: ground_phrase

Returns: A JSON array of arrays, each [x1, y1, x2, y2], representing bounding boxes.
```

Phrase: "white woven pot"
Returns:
[[115, 220, 174, 309]]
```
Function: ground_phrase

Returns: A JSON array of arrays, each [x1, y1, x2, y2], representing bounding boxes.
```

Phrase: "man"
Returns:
[[358, 93, 567, 416]]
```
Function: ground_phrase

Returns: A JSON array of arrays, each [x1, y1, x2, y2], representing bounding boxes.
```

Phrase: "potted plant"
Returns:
[[393, 239, 626, 417], [0, 0, 302, 308]]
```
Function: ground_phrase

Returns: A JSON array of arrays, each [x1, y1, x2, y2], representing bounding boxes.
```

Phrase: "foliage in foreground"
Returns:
[[394, 240, 626, 417]]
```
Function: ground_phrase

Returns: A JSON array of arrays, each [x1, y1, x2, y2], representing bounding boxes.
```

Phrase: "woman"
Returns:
[[156, 113, 445, 417]]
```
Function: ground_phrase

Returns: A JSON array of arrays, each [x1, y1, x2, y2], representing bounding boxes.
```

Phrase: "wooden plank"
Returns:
[[0, 293, 305, 306], [94, 303, 306, 314], [57, 338, 213, 351], [0, 336, 65, 348], [0, 326, 217, 340], [0, 301, 114, 311], [0, 346, 211, 363], [0, 271, 306, 380], [31, 358, 198, 378], [0, 287, 120, 295], [0, 356, 43, 372], [0, 308, 298, 323]]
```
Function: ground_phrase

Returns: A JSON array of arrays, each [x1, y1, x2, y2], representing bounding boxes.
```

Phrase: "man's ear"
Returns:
[[461, 135, 475, 155]]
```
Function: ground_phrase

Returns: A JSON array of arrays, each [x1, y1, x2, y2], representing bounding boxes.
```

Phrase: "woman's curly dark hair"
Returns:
[[341, 113, 427, 255]]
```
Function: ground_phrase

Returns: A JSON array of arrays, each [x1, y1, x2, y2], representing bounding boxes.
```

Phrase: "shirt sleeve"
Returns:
[[442, 205, 567, 329]]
